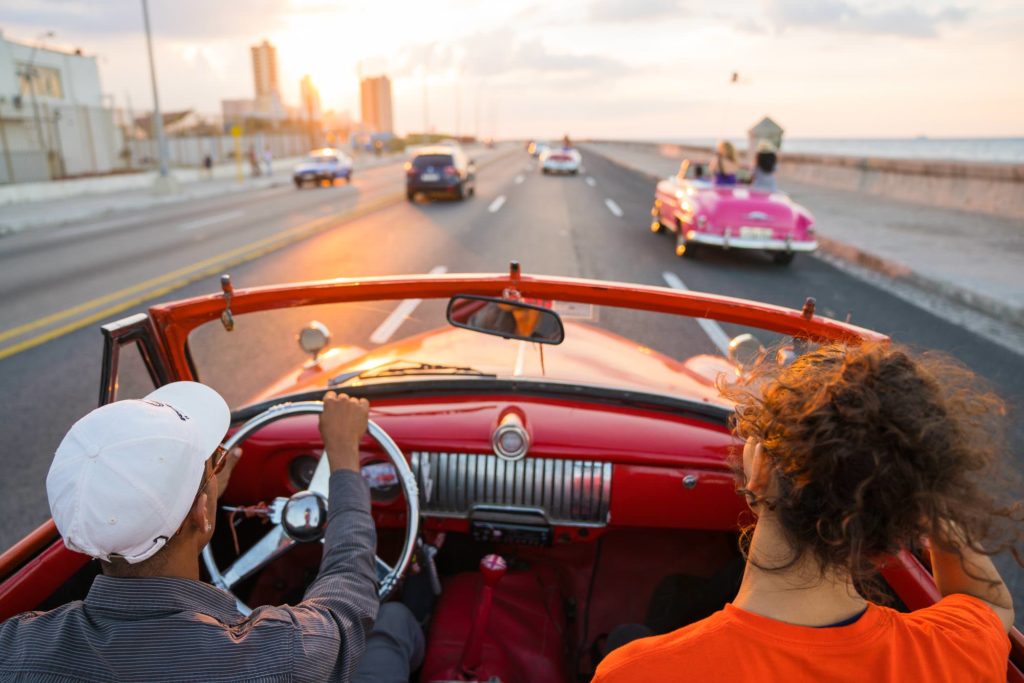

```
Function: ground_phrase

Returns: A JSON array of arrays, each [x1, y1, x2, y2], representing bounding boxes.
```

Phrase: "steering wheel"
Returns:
[[201, 401, 420, 615]]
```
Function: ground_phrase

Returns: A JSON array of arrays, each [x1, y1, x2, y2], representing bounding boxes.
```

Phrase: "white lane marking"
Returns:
[[585, 176, 596, 187], [179, 210, 245, 232], [661, 271, 732, 355], [488, 195, 507, 213], [513, 340, 528, 376], [369, 265, 448, 344], [514, 175, 525, 184], [604, 198, 623, 218]]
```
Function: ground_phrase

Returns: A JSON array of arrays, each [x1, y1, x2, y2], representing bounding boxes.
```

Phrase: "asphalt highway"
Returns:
[[2, 144, 1023, 611]]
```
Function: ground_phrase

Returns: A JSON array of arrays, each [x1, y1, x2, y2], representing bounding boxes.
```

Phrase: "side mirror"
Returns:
[[447, 295, 565, 345], [297, 321, 331, 361], [727, 333, 765, 373]]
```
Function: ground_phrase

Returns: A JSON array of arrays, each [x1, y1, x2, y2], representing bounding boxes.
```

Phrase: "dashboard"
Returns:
[[219, 394, 748, 544]]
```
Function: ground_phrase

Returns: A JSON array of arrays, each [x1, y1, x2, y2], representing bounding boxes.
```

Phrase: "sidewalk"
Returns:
[[581, 142, 1024, 328], [0, 151, 407, 236]]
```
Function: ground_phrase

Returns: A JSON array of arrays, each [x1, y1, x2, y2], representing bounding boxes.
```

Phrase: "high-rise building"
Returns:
[[300, 75, 321, 122], [359, 75, 393, 133], [251, 40, 279, 99], [251, 40, 284, 120]]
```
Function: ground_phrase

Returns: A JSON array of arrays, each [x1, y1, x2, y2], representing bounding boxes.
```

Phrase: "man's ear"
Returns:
[[189, 491, 210, 535]]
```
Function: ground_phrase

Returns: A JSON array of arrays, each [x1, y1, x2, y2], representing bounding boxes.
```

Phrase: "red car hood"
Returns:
[[250, 320, 736, 410]]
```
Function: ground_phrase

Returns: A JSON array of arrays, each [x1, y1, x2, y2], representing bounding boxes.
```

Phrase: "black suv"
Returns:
[[406, 146, 476, 201]]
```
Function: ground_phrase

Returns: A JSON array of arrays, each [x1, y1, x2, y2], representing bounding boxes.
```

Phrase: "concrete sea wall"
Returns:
[[599, 141, 1024, 221]]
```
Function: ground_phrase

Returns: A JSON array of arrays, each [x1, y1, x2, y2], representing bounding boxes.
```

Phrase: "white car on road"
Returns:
[[540, 147, 582, 175]]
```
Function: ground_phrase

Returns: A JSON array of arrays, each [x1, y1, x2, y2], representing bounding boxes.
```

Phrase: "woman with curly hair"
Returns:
[[596, 342, 1018, 682]]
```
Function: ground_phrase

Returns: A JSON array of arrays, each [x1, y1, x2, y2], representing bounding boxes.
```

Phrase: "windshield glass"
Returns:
[[413, 155, 453, 167], [187, 296, 789, 409]]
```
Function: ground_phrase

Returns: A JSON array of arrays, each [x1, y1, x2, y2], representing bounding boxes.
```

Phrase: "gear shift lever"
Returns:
[[459, 554, 507, 677]]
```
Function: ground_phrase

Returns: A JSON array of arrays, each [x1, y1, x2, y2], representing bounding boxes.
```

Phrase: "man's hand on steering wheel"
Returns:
[[319, 391, 369, 473]]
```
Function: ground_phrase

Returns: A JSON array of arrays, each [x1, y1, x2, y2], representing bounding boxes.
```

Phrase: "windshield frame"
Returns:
[[150, 271, 887, 385]]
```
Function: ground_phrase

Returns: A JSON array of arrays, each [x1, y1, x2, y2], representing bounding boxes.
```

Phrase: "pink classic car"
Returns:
[[651, 159, 818, 265]]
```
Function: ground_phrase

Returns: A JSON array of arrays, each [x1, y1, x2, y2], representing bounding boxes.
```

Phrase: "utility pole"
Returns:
[[141, 0, 175, 192], [454, 75, 461, 140], [474, 78, 483, 141], [421, 68, 429, 137], [24, 31, 54, 179]]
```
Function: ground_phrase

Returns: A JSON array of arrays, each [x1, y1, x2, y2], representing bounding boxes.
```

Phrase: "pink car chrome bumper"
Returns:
[[685, 229, 818, 253]]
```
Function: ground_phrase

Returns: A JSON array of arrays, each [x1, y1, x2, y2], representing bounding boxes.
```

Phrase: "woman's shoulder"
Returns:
[[892, 594, 1008, 638]]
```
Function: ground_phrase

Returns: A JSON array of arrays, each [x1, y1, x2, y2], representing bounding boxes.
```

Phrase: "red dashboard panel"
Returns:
[[610, 465, 747, 530]]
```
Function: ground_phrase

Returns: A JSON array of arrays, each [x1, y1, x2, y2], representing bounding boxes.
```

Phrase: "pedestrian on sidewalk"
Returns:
[[248, 146, 261, 177], [262, 147, 273, 176], [203, 154, 213, 180], [751, 141, 778, 192]]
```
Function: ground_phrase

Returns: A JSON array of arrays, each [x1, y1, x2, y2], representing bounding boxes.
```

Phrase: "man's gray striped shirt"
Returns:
[[0, 470, 379, 682]]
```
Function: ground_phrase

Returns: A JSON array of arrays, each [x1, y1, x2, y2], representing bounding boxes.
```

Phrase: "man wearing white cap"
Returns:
[[0, 383, 423, 682]]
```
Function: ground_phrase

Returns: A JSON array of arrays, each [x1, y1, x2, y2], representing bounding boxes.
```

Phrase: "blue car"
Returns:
[[293, 148, 353, 188]]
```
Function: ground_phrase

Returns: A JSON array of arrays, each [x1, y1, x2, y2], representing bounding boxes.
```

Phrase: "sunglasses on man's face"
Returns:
[[211, 445, 229, 475], [195, 446, 229, 498]]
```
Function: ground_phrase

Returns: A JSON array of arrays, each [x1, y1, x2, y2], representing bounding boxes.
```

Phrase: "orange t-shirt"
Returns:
[[593, 595, 1009, 683]]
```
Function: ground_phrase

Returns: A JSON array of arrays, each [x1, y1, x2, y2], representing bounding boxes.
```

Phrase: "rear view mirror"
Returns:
[[447, 295, 565, 345]]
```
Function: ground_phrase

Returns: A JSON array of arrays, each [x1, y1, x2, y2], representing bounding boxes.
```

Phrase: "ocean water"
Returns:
[[666, 137, 1024, 164]]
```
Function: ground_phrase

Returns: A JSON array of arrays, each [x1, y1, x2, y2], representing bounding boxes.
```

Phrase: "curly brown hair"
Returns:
[[721, 341, 1020, 594]]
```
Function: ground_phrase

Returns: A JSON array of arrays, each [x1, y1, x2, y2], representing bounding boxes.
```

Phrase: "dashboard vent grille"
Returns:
[[410, 452, 612, 525]]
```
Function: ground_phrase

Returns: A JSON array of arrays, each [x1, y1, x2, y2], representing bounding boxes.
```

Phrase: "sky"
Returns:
[[2, 0, 1022, 139]]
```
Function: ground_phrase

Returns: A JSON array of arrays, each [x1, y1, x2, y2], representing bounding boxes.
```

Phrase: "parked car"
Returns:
[[540, 147, 582, 175], [651, 159, 817, 265], [406, 146, 476, 201], [6, 267, 1015, 682], [292, 148, 353, 188]]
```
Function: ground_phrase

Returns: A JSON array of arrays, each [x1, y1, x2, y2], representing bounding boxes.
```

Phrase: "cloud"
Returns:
[[764, 0, 970, 38], [393, 30, 636, 83], [587, 0, 686, 22], [0, 0, 290, 38]]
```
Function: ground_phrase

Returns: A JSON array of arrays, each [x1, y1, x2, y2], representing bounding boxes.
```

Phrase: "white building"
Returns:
[[0, 30, 123, 183]]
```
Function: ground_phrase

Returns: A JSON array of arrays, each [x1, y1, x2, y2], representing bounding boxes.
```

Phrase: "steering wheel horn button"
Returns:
[[281, 490, 329, 543]]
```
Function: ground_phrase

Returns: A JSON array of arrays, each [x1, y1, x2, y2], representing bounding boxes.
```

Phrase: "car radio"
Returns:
[[469, 506, 552, 547]]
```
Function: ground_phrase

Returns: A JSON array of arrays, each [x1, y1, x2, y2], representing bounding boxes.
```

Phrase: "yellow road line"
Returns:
[[0, 193, 403, 361]]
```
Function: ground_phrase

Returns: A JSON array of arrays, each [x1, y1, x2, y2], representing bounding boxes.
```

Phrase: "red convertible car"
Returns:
[[651, 159, 818, 265], [1, 266, 1021, 682]]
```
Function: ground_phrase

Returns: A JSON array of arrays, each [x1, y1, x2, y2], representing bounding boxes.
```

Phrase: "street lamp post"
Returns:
[[141, 0, 176, 193]]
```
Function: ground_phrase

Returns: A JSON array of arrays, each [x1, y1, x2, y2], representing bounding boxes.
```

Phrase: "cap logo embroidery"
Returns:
[[139, 399, 190, 422]]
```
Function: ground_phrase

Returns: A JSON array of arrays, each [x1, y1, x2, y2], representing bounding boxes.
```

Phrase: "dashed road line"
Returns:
[[179, 210, 245, 232], [369, 265, 448, 344], [488, 195, 507, 213], [604, 198, 623, 218], [585, 176, 596, 187], [514, 175, 525, 184], [661, 271, 732, 355]]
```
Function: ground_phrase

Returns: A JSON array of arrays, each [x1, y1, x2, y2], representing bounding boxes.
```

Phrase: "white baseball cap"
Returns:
[[46, 382, 230, 564]]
